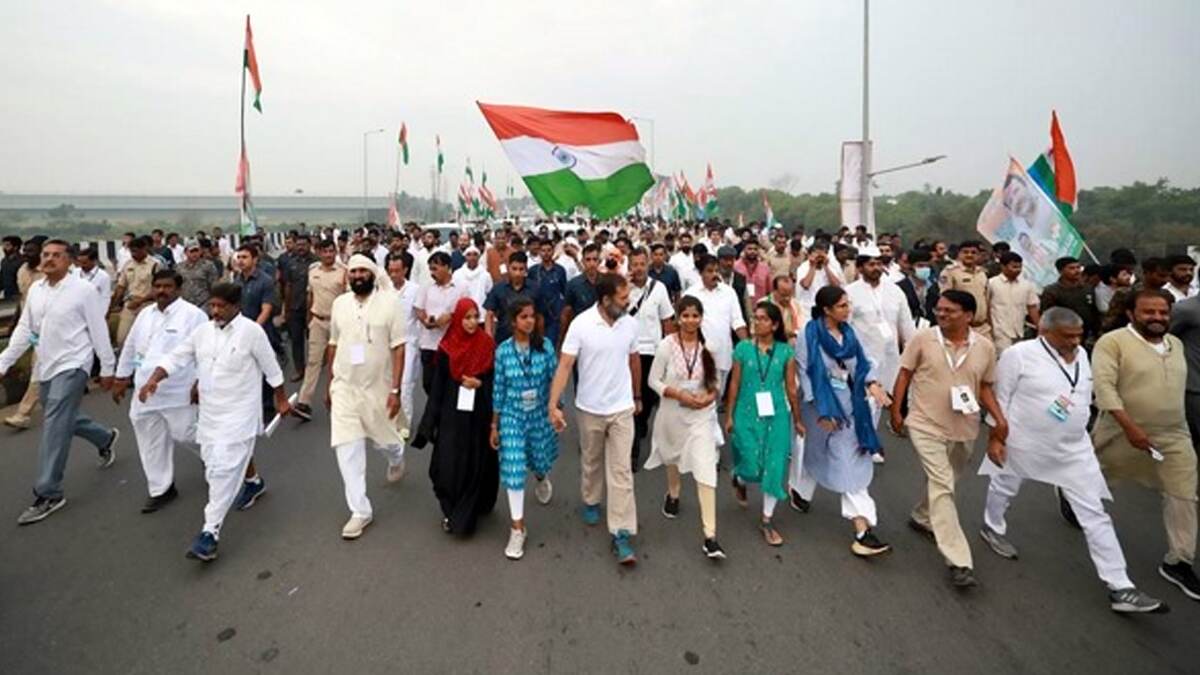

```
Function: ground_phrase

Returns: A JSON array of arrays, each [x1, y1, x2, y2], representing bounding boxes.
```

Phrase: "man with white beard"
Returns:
[[138, 281, 291, 562], [325, 255, 409, 539], [111, 269, 208, 513], [978, 308, 1164, 613]]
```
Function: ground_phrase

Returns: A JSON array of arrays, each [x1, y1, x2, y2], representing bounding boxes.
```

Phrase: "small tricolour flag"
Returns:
[[398, 123, 409, 165], [235, 148, 257, 235], [1027, 110, 1078, 217], [762, 191, 775, 228], [436, 135, 444, 174], [477, 102, 654, 219], [243, 16, 263, 112]]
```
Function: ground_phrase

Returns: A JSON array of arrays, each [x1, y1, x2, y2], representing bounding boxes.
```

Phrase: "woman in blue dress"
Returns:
[[795, 286, 893, 557], [490, 296, 559, 561]]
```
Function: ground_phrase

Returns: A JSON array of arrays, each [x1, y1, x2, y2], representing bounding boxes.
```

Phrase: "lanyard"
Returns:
[[677, 334, 701, 380], [935, 327, 974, 371], [629, 279, 656, 317], [514, 342, 534, 378], [1037, 338, 1080, 393], [753, 340, 776, 387]]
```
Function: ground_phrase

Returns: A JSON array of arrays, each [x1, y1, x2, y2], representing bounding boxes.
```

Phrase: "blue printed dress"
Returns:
[[493, 337, 559, 490]]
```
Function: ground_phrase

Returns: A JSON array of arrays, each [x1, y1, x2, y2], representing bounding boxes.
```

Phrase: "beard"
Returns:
[[349, 276, 375, 295], [1133, 318, 1167, 338], [602, 299, 628, 320]]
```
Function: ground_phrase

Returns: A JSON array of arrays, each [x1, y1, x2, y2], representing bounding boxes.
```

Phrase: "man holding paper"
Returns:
[[138, 281, 290, 562], [325, 255, 409, 540]]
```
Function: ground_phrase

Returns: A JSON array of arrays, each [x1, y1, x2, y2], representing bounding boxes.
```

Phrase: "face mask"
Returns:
[[915, 267, 932, 282]]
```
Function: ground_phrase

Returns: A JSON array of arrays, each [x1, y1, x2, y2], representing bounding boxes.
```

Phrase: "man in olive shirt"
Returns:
[[177, 240, 219, 309], [938, 240, 991, 338], [1041, 256, 1100, 346], [280, 235, 317, 383]]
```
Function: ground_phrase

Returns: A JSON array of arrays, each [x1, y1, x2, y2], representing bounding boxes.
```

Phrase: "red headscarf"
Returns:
[[438, 297, 495, 382]]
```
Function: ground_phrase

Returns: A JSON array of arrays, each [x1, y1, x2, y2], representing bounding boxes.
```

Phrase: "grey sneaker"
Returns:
[[18, 496, 67, 525], [97, 427, 119, 469], [534, 476, 553, 505], [949, 566, 978, 588], [980, 526, 1019, 560], [1108, 587, 1166, 614]]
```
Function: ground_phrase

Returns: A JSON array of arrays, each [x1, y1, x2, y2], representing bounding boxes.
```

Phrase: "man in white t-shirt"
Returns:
[[683, 253, 748, 393], [549, 272, 642, 566], [794, 242, 844, 317], [387, 253, 424, 441], [626, 248, 675, 471], [413, 251, 465, 394]]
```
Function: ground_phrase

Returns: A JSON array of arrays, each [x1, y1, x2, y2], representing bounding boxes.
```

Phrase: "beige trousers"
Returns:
[[667, 464, 717, 539], [298, 317, 331, 405], [909, 428, 976, 569], [116, 307, 138, 348], [577, 408, 637, 535], [1164, 493, 1198, 566]]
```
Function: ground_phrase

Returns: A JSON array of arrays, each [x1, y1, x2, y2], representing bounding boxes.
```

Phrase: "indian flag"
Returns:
[[436, 135, 444, 174], [1027, 110, 1078, 216], [762, 190, 776, 228], [243, 16, 262, 112], [398, 123, 409, 165], [477, 102, 654, 219]]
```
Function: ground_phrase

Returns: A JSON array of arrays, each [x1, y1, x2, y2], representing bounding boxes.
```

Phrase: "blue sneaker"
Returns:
[[234, 477, 266, 511], [580, 503, 602, 526], [612, 529, 637, 566], [186, 531, 218, 562]]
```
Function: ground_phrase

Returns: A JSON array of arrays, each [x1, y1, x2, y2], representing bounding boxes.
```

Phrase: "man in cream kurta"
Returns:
[[327, 255, 408, 540], [977, 309, 1162, 612]]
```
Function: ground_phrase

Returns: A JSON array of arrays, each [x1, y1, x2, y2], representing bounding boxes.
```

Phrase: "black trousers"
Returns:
[[286, 310, 307, 375], [631, 353, 659, 470], [421, 349, 437, 395]]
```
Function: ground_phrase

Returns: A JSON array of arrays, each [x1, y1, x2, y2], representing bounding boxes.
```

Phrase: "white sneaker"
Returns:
[[872, 453, 886, 464], [386, 456, 406, 483], [341, 514, 373, 539], [505, 527, 526, 560], [4, 414, 32, 430], [534, 477, 553, 505]]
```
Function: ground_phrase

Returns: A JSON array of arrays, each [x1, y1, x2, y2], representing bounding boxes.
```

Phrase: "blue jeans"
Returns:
[[34, 368, 113, 499]]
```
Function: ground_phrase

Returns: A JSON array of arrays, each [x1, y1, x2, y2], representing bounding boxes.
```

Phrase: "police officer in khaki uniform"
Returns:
[[293, 238, 347, 420], [939, 240, 991, 339], [111, 236, 160, 347]]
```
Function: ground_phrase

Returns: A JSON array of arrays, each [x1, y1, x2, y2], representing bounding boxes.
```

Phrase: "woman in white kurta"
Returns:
[[644, 295, 726, 560]]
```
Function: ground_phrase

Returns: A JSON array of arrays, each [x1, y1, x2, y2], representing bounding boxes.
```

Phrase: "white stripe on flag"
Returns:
[[499, 137, 645, 180]]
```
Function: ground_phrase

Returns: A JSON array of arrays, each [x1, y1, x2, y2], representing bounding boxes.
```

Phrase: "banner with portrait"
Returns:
[[976, 157, 1085, 288]]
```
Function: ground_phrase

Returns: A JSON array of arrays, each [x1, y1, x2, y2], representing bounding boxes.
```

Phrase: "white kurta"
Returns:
[[116, 298, 209, 415], [451, 264, 493, 308], [682, 282, 745, 372], [162, 314, 284, 445], [979, 338, 1112, 501], [845, 279, 914, 391], [645, 337, 720, 486], [328, 289, 408, 448]]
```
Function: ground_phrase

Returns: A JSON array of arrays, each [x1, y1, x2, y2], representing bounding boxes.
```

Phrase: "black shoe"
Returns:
[[1055, 486, 1082, 530], [851, 528, 892, 557], [293, 403, 313, 422], [1159, 562, 1200, 601], [661, 494, 680, 519], [703, 538, 727, 560], [949, 566, 978, 588], [141, 484, 179, 513], [908, 517, 936, 542], [789, 489, 810, 513]]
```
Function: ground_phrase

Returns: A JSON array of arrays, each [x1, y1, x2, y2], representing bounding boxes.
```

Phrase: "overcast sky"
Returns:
[[1, 0, 1197, 198]]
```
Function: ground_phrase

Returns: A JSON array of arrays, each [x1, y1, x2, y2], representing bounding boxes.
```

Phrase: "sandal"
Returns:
[[732, 475, 748, 508], [760, 519, 783, 547]]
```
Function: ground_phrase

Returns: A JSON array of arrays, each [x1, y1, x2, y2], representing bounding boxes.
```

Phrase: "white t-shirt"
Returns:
[[682, 282, 746, 371], [561, 306, 639, 415], [628, 278, 675, 355], [794, 260, 845, 310], [413, 281, 465, 350]]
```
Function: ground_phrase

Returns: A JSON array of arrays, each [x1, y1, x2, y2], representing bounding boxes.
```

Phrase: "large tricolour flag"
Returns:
[[477, 102, 654, 219], [244, 16, 262, 112], [1027, 110, 1077, 216]]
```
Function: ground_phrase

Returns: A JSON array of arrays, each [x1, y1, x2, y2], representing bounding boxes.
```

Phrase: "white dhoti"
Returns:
[[200, 438, 257, 538], [131, 406, 199, 497], [399, 342, 421, 439]]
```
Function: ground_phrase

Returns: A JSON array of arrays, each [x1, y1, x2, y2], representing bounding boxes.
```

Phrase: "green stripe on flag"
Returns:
[[521, 163, 654, 220]]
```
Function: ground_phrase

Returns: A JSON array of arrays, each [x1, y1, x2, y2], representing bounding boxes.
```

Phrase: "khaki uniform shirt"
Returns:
[[940, 265, 990, 326], [307, 262, 347, 320], [899, 327, 997, 441], [117, 258, 159, 309], [763, 247, 793, 284], [987, 275, 1039, 341]]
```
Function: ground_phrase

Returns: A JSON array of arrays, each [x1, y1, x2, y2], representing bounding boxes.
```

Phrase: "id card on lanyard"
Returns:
[[937, 328, 978, 414], [754, 342, 776, 417], [1039, 339, 1080, 423]]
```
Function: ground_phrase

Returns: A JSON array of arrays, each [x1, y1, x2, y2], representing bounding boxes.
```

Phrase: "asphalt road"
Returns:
[[1, 377, 1198, 675]]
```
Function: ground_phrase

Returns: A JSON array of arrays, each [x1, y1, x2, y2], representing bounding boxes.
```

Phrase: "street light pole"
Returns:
[[362, 127, 385, 225], [860, 0, 872, 235], [870, 155, 947, 178]]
